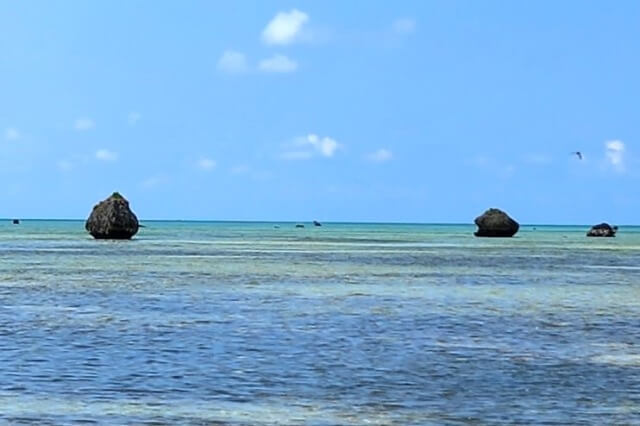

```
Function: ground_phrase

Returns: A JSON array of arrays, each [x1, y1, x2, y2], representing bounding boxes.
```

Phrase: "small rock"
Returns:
[[474, 208, 519, 237], [587, 223, 617, 237]]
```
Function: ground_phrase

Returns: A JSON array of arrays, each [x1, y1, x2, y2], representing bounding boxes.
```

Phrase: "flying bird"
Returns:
[[571, 151, 583, 160]]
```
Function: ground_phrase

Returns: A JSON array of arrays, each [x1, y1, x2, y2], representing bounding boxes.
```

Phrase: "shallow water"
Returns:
[[1, 221, 640, 424]]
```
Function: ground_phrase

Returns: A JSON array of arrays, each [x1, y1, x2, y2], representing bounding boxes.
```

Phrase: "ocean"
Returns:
[[1, 220, 640, 424]]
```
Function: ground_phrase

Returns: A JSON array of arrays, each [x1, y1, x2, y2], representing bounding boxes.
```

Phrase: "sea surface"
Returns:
[[1, 220, 640, 425]]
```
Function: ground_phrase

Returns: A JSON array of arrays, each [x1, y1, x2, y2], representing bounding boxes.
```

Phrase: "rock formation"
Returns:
[[474, 208, 519, 237], [587, 223, 617, 237], [85, 192, 139, 239]]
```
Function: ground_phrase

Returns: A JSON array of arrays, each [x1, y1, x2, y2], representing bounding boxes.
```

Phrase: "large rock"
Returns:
[[474, 208, 519, 237], [587, 223, 617, 237], [85, 192, 139, 239]]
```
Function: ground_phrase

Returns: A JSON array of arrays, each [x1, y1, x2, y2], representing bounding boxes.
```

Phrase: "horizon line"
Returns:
[[1, 218, 637, 227]]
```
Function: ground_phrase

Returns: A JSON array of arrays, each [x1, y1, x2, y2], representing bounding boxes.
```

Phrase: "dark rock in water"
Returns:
[[313, 220, 322, 227], [474, 208, 519, 237], [587, 223, 617, 237], [295, 224, 305, 228], [85, 192, 139, 239], [12, 219, 19, 225]]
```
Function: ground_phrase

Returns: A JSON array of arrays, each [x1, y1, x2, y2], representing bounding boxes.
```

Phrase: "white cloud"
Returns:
[[128, 112, 142, 126], [95, 149, 118, 162], [282, 134, 341, 160], [217, 50, 249, 74], [75, 118, 95, 131], [392, 18, 417, 35], [197, 157, 217, 171], [57, 160, 73, 172], [258, 54, 298, 73], [307, 134, 339, 157], [4, 128, 20, 141], [262, 9, 309, 45], [367, 148, 393, 163], [605, 140, 625, 172]]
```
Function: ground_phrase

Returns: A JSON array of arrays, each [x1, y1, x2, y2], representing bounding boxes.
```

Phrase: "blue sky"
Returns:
[[1, 1, 639, 223]]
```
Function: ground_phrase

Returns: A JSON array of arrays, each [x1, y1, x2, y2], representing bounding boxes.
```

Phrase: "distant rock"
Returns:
[[587, 223, 617, 237], [474, 208, 519, 237], [295, 224, 305, 228], [85, 192, 139, 239], [12, 219, 19, 225], [313, 220, 322, 227]]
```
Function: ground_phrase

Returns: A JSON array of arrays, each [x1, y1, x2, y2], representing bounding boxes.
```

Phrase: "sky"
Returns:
[[1, 1, 639, 224]]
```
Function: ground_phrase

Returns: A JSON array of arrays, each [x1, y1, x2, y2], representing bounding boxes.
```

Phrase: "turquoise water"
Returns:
[[1, 220, 640, 424]]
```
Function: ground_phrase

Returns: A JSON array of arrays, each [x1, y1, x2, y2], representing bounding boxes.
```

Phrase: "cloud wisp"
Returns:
[[259, 54, 298, 73], [197, 157, 217, 171], [282, 134, 341, 160], [95, 149, 118, 162], [605, 140, 625, 172], [217, 50, 249, 74], [466, 155, 517, 179], [75, 118, 95, 131], [230, 164, 250, 175], [392, 18, 417, 35], [262, 9, 309, 45], [524, 154, 553, 165], [4, 128, 20, 141], [140, 175, 168, 189], [57, 160, 73, 172], [367, 148, 393, 163], [128, 112, 142, 126]]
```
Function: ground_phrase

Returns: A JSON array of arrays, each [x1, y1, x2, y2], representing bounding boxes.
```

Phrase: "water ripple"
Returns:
[[1, 222, 640, 424]]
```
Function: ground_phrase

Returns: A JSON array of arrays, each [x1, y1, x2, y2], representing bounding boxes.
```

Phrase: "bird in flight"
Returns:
[[571, 151, 583, 160]]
